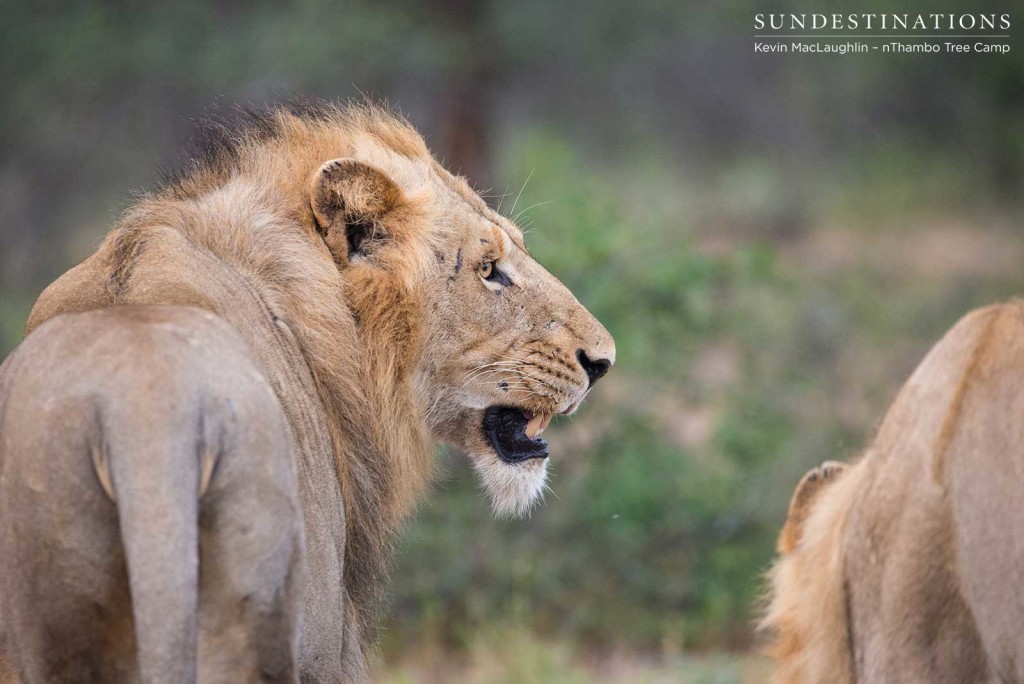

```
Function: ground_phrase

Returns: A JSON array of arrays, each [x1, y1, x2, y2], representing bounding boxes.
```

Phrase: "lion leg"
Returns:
[[0, 357, 138, 682], [190, 384, 306, 684]]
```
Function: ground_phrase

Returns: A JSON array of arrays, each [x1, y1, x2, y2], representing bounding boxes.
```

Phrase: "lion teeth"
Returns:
[[525, 413, 544, 439], [526, 412, 553, 439], [538, 413, 553, 436]]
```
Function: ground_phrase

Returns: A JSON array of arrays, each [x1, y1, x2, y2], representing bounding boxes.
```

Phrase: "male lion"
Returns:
[[763, 302, 1024, 683], [0, 102, 614, 682]]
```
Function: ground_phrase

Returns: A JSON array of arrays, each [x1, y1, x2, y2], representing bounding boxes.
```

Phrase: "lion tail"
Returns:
[[102, 409, 205, 684]]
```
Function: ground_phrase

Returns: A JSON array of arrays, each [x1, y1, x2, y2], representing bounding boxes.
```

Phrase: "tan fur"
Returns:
[[4, 101, 614, 681], [763, 302, 1024, 683]]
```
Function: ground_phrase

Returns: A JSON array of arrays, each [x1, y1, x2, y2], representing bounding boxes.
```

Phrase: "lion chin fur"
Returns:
[[762, 301, 1024, 683], [472, 454, 549, 519]]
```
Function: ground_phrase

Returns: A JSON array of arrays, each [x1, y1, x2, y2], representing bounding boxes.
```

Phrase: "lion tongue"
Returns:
[[525, 412, 552, 440]]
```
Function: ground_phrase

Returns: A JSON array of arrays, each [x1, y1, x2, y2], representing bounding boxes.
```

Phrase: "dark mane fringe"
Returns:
[[158, 97, 422, 200], [159, 99, 313, 196]]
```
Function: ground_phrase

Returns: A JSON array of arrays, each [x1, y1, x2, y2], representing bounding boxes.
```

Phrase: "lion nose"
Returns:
[[576, 349, 611, 388]]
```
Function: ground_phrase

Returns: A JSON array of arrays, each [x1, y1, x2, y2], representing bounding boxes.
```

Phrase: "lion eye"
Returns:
[[478, 260, 513, 287]]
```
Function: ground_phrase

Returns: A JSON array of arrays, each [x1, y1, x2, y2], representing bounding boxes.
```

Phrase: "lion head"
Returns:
[[307, 145, 615, 517]]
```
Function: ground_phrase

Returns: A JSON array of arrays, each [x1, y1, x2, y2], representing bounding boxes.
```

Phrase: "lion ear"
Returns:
[[309, 158, 403, 264], [777, 461, 848, 554]]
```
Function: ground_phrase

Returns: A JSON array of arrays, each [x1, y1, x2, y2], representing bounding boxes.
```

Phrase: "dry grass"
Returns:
[[373, 629, 772, 684]]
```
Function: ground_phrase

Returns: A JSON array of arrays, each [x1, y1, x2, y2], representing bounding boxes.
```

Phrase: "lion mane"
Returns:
[[762, 302, 1024, 683]]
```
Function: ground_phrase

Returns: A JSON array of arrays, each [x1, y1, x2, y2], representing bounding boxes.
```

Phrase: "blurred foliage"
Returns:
[[2, 0, 1024, 674]]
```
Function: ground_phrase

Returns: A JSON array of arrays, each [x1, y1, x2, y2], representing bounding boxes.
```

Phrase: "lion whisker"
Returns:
[[512, 200, 552, 224], [495, 184, 511, 214], [460, 363, 533, 390], [508, 169, 534, 219]]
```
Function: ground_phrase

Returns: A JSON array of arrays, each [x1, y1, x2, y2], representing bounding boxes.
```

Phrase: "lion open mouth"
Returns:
[[482, 406, 553, 463]]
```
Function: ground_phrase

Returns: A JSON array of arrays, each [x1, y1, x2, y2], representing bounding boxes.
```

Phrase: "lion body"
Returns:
[[5, 106, 435, 681], [764, 302, 1024, 683]]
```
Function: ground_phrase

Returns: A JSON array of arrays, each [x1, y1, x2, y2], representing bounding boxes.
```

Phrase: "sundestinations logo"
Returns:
[[753, 13, 1012, 55], [755, 13, 1010, 32]]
